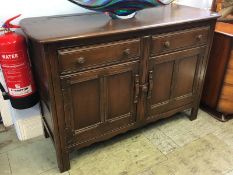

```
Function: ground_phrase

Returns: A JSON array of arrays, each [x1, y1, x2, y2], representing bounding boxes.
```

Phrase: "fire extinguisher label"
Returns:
[[8, 85, 32, 97], [0, 50, 36, 98]]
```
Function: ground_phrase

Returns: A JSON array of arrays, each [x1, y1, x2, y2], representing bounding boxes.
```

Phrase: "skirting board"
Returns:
[[11, 103, 43, 140]]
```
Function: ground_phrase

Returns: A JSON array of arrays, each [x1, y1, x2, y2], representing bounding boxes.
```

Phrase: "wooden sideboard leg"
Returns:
[[189, 107, 198, 121], [57, 151, 70, 173]]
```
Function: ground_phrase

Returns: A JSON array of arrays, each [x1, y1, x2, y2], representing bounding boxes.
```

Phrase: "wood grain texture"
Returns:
[[217, 48, 233, 114], [20, 5, 218, 172], [58, 39, 140, 74], [147, 47, 205, 119], [173, 55, 198, 98], [150, 61, 173, 104], [151, 27, 209, 56], [201, 33, 232, 108], [224, 69, 233, 85], [20, 4, 219, 43], [229, 50, 233, 69], [201, 22, 233, 120]]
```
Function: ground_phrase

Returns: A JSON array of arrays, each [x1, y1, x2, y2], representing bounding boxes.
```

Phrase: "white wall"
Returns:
[[175, 0, 213, 9], [0, 0, 88, 26]]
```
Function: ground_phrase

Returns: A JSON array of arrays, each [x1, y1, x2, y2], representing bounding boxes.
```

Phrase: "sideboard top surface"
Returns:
[[20, 4, 219, 43]]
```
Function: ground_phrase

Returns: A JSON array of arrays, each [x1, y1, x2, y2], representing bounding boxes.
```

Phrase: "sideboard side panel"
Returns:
[[41, 44, 71, 172]]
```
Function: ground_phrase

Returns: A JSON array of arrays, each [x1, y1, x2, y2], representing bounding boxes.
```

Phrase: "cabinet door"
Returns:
[[146, 47, 205, 119], [61, 61, 139, 144]]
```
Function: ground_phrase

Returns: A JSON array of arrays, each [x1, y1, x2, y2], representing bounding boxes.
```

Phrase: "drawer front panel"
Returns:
[[218, 99, 233, 113], [218, 84, 233, 113], [220, 83, 233, 100], [228, 50, 233, 69], [218, 84, 233, 114], [58, 39, 140, 73], [151, 27, 209, 56], [224, 69, 233, 85]]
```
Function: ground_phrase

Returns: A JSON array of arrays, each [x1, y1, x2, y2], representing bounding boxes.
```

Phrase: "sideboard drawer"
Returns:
[[218, 84, 233, 113], [58, 39, 140, 73], [220, 84, 233, 99], [151, 27, 210, 56], [224, 69, 233, 85], [228, 50, 233, 69]]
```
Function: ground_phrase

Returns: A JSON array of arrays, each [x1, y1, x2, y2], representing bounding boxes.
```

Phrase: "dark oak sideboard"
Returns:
[[20, 4, 219, 172]]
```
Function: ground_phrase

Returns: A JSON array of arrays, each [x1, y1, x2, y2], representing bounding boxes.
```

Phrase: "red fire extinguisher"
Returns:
[[0, 15, 38, 109]]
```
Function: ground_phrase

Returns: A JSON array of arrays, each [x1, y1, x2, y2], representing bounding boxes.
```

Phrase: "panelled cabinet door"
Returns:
[[146, 47, 206, 119], [61, 61, 139, 145]]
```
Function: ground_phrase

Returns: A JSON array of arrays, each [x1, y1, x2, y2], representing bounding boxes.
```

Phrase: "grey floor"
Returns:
[[0, 109, 233, 175]]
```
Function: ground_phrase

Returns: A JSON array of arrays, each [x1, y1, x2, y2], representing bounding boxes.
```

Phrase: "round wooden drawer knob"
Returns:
[[76, 57, 86, 64], [164, 41, 170, 49], [123, 49, 131, 56], [197, 34, 203, 41]]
